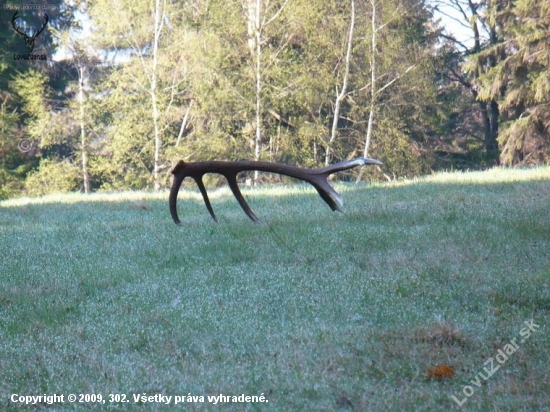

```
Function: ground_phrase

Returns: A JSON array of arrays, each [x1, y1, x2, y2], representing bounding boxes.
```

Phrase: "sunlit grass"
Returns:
[[1, 166, 549, 411]]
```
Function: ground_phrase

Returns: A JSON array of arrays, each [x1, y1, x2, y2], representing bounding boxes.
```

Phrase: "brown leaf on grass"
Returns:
[[427, 364, 455, 379]]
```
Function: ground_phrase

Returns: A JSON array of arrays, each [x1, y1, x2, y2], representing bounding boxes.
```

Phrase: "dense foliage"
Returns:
[[0, 0, 548, 198]]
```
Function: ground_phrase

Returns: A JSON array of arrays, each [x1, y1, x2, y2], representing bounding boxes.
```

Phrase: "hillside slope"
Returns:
[[1, 167, 549, 411]]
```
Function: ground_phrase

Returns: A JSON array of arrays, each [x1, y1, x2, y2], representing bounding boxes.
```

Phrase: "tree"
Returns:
[[77, 55, 92, 193], [353, 0, 440, 178], [0, 3, 82, 197], [274, 0, 441, 177], [325, 0, 355, 166], [87, 0, 192, 189], [434, 0, 506, 162], [181, 0, 312, 167], [242, 0, 290, 182], [58, 37, 99, 194], [0, 0, 494, 198], [12, 70, 52, 150], [0, 90, 23, 200], [476, 0, 550, 164]]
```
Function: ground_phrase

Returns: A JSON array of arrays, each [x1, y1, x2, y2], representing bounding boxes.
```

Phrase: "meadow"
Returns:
[[1, 167, 549, 411]]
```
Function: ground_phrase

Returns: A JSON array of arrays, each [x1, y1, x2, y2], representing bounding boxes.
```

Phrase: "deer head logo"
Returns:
[[11, 12, 49, 54]]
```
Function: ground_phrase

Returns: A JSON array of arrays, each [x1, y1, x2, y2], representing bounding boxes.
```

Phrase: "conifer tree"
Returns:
[[477, 0, 550, 164]]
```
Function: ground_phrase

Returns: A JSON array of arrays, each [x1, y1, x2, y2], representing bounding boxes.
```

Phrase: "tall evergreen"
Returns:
[[476, 0, 550, 164]]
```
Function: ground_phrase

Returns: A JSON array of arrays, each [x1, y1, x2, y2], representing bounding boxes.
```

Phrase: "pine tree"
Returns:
[[477, 0, 550, 164]]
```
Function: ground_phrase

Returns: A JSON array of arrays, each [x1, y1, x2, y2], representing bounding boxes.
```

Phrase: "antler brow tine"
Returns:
[[169, 157, 382, 225]]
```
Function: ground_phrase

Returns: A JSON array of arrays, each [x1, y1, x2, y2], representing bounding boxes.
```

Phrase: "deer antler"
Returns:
[[169, 157, 382, 224], [11, 12, 49, 53]]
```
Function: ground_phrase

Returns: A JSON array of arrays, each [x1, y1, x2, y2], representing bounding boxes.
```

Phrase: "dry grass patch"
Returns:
[[413, 318, 467, 348]]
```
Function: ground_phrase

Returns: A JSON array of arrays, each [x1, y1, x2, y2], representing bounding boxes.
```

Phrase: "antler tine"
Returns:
[[11, 12, 26, 36], [169, 167, 185, 224], [225, 174, 260, 223], [308, 157, 383, 211], [35, 14, 49, 37], [169, 157, 383, 224], [194, 176, 218, 222]]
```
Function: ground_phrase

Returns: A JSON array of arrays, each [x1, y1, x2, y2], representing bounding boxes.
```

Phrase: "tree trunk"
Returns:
[[488, 100, 499, 152], [152, 0, 164, 190], [245, 0, 263, 184], [472, 0, 500, 161], [363, 0, 377, 160], [356, 0, 377, 183], [254, 0, 262, 184], [326, 0, 355, 166], [78, 66, 90, 194], [244, 0, 288, 183], [486, 22, 500, 159]]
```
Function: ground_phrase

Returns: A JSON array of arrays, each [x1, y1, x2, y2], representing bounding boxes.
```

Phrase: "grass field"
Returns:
[[1, 167, 549, 411]]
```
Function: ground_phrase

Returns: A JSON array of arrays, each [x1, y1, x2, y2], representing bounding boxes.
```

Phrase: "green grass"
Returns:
[[1, 167, 549, 411]]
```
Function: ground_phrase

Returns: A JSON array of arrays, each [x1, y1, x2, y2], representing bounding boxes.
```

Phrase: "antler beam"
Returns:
[[169, 157, 382, 224]]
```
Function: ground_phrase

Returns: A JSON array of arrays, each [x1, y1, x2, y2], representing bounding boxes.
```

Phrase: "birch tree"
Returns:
[[145, 0, 162, 188], [349, 0, 428, 180], [242, 0, 289, 182], [63, 38, 96, 194], [88, 0, 191, 189], [362, 0, 419, 159], [77, 62, 91, 193], [325, 0, 355, 166]]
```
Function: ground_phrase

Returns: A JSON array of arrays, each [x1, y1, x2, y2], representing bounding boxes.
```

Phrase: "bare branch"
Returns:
[[376, 64, 417, 97], [175, 100, 193, 147], [439, 33, 470, 51], [264, 0, 290, 28]]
